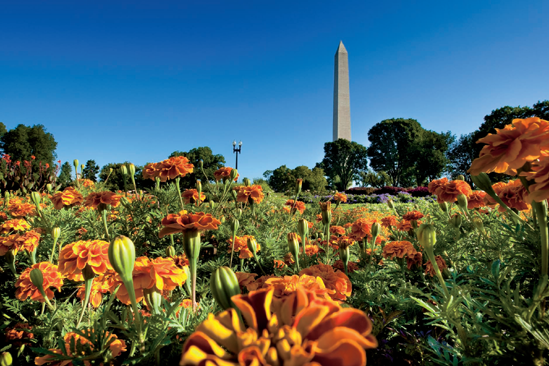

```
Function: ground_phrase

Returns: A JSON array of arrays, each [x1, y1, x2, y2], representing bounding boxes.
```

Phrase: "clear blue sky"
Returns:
[[1, 0, 548, 181]]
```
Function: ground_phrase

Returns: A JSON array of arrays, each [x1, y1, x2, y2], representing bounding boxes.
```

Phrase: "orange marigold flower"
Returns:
[[483, 182, 508, 206], [467, 190, 487, 209], [521, 153, 549, 203], [333, 259, 360, 273], [424, 255, 448, 277], [434, 180, 472, 203], [301, 244, 320, 256], [84, 191, 121, 209], [299, 263, 352, 301], [8, 202, 36, 218], [403, 210, 424, 221], [273, 259, 286, 269], [159, 211, 221, 238], [381, 215, 398, 228], [235, 184, 265, 204], [406, 252, 423, 270], [245, 274, 277, 292], [330, 225, 346, 235], [0, 219, 31, 234], [315, 214, 323, 223], [173, 253, 190, 268], [213, 166, 238, 182], [180, 285, 377, 366], [235, 272, 257, 291], [15, 262, 63, 303], [283, 252, 295, 265], [337, 236, 355, 250], [285, 199, 306, 214], [78, 178, 95, 188], [51, 187, 83, 210], [350, 218, 373, 241], [497, 179, 529, 212], [58, 240, 112, 281], [181, 189, 206, 205], [143, 156, 194, 182], [227, 235, 260, 259], [77, 277, 110, 308], [468, 117, 549, 176], [428, 177, 449, 194], [148, 256, 187, 291], [35, 330, 126, 366], [0, 235, 17, 256], [5, 323, 34, 346], [13, 230, 41, 253], [396, 219, 413, 232], [382, 241, 417, 260], [333, 192, 348, 203]]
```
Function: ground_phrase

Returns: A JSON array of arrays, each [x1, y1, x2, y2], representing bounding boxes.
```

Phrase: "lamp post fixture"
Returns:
[[232, 140, 242, 170]]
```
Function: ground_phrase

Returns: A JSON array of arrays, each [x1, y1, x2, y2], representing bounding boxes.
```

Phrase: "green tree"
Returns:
[[357, 169, 392, 188], [265, 165, 328, 193], [446, 133, 476, 184], [169, 146, 226, 188], [266, 165, 293, 192], [320, 139, 368, 191], [82, 160, 100, 182], [0, 122, 7, 141], [57, 162, 73, 188], [367, 119, 423, 187], [0, 124, 57, 165], [413, 130, 454, 186]]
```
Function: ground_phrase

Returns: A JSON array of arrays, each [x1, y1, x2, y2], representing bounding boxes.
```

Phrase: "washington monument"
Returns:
[[333, 41, 351, 141]]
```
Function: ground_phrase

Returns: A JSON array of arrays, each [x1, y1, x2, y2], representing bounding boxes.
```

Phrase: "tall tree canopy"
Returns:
[[320, 139, 368, 191], [367, 118, 451, 186], [0, 124, 57, 165], [82, 160, 100, 182], [169, 146, 225, 188], [264, 165, 327, 193]]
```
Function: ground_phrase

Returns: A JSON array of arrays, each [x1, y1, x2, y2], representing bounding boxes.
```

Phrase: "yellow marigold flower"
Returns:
[[15, 262, 63, 303], [58, 240, 112, 281], [51, 187, 83, 210], [0, 219, 31, 234], [179, 285, 377, 366], [299, 263, 352, 302]]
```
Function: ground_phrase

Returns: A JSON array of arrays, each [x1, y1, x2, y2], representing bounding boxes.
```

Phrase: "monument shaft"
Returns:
[[333, 41, 351, 141]]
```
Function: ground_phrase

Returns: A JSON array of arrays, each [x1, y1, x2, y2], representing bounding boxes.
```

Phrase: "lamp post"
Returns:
[[232, 140, 242, 170]]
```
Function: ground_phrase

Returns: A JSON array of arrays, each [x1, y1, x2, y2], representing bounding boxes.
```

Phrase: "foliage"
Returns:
[[446, 133, 476, 184], [0, 155, 59, 193], [320, 138, 368, 191], [357, 169, 393, 188], [367, 118, 451, 187], [0, 124, 58, 166], [264, 165, 327, 193], [169, 146, 225, 188], [57, 162, 73, 189], [98, 162, 149, 192], [81, 160, 100, 182]]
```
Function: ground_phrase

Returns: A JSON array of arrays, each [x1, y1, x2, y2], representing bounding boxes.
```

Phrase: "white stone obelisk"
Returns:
[[333, 41, 351, 141]]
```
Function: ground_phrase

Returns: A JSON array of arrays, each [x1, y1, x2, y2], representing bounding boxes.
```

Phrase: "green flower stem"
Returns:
[[175, 178, 185, 211], [49, 236, 59, 263], [123, 278, 143, 345], [37, 288, 55, 311], [424, 248, 449, 298], [101, 210, 110, 241], [189, 257, 198, 312], [76, 277, 93, 327], [532, 200, 549, 277]]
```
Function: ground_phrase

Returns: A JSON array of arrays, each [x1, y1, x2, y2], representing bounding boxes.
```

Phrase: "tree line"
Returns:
[[1, 100, 547, 192]]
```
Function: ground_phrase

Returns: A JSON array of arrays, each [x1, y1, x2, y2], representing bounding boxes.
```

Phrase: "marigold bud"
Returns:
[[387, 199, 395, 211], [448, 213, 462, 229], [30, 268, 44, 289], [120, 165, 128, 176], [230, 168, 238, 182], [52, 227, 61, 241], [73, 159, 79, 169], [243, 178, 251, 187], [196, 180, 202, 201], [31, 191, 41, 208], [472, 217, 485, 232], [287, 233, 300, 263], [417, 223, 437, 251], [319, 201, 332, 225], [143, 287, 163, 314], [166, 245, 176, 257], [5, 249, 17, 275], [297, 219, 309, 241], [210, 201, 216, 209], [296, 178, 303, 196], [210, 266, 241, 310], [128, 163, 136, 176], [438, 201, 448, 212], [231, 218, 239, 234], [80, 164, 85, 171], [199, 160, 204, 169], [81, 264, 95, 281], [46, 183, 53, 193], [457, 194, 468, 211], [1, 352, 13, 366], [108, 235, 136, 283], [456, 175, 465, 181], [247, 237, 258, 257], [471, 173, 493, 194]]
